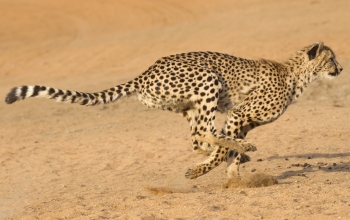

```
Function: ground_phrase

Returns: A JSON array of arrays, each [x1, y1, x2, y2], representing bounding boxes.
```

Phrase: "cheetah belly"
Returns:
[[137, 93, 194, 113]]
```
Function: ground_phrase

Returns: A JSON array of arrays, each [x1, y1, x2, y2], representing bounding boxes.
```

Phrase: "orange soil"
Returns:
[[1, 0, 349, 219]]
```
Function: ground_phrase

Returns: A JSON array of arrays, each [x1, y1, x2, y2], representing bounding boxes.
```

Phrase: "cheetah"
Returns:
[[5, 42, 342, 179]]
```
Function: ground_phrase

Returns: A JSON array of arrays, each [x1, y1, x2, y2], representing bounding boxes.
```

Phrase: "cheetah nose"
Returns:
[[339, 66, 343, 72]]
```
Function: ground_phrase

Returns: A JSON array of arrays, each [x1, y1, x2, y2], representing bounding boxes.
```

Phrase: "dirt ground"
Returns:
[[1, 0, 350, 219]]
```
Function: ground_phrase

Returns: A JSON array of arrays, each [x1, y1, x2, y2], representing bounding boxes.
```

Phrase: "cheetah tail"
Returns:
[[5, 81, 137, 106]]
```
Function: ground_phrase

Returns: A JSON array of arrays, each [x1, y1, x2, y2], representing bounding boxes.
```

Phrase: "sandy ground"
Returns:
[[1, 0, 350, 219]]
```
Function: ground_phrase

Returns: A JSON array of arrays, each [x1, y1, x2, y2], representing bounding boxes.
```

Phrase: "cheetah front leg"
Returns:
[[225, 151, 242, 179], [221, 108, 262, 178], [184, 101, 256, 179], [200, 133, 256, 178], [225, 150, 251, 179], [188, 108, 259, 179], [185, 135, 256, 179], [184, 143, 252, 179], [194, 133, 257, 153]]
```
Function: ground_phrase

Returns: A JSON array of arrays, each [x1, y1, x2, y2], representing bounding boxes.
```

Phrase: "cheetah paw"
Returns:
[[185, 168, 200, 179], [225, 170, 242, 180], [237, 140, 257, 152], [194, 148, 212, 156]]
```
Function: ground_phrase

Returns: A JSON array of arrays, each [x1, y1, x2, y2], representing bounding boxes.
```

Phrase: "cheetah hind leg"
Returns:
[[185, 145, 229, 179], [185, 134, 255, 179], [185, 147, 251, 179]]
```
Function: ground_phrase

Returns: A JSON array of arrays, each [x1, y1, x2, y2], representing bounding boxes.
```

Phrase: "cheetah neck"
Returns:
[[284, 54, 314, 102]]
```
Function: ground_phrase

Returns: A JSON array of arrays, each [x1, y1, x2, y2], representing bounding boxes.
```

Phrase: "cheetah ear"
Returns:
[[307, 42, 324, 60]]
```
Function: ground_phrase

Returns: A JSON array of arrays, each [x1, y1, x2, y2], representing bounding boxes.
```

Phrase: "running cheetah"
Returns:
[[5, 42, 342, 179]]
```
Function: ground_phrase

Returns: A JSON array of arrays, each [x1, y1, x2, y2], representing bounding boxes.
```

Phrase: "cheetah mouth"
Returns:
[[328, 71, 340, 77]]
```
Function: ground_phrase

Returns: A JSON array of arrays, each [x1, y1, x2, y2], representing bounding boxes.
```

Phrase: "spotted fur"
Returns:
[[5, 42, 342, 179]]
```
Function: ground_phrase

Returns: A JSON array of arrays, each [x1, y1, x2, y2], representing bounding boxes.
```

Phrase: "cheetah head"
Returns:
[[305, 42, 343, 80]]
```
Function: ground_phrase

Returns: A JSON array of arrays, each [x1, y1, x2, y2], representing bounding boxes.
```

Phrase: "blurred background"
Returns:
[[1, 0, 349, 219], [0, 0, 349, 105]]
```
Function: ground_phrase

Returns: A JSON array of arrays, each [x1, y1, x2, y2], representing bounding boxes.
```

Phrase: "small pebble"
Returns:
[[257, 159, 263, 162], [285, 158, 289, 161], [251, 168, 256, 172], [333, 163, 337, 166], [239, 191, 247, 195], [303, 163, 311, 167], [307, 156, 311, 159]]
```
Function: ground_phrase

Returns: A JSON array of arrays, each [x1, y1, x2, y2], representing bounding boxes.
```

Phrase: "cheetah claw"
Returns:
[[185, 168, 199, 179], [237, 140, 257, 152]]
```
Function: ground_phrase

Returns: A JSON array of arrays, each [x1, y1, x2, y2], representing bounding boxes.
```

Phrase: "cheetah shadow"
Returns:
[[266, 152, 350, 179]]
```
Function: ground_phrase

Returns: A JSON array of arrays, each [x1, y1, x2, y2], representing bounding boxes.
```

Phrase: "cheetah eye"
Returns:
[[323, 58, 334, 68]]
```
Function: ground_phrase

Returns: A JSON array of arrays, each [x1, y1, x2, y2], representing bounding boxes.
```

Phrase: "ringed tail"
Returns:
[[5, 81, 137, 106]]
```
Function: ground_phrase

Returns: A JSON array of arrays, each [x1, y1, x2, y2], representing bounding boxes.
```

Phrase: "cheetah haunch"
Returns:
[[5, 42, 342, 179]]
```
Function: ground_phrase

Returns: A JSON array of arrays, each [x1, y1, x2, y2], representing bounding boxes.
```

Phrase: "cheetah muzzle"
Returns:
[[5, 42, 343, 179]]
